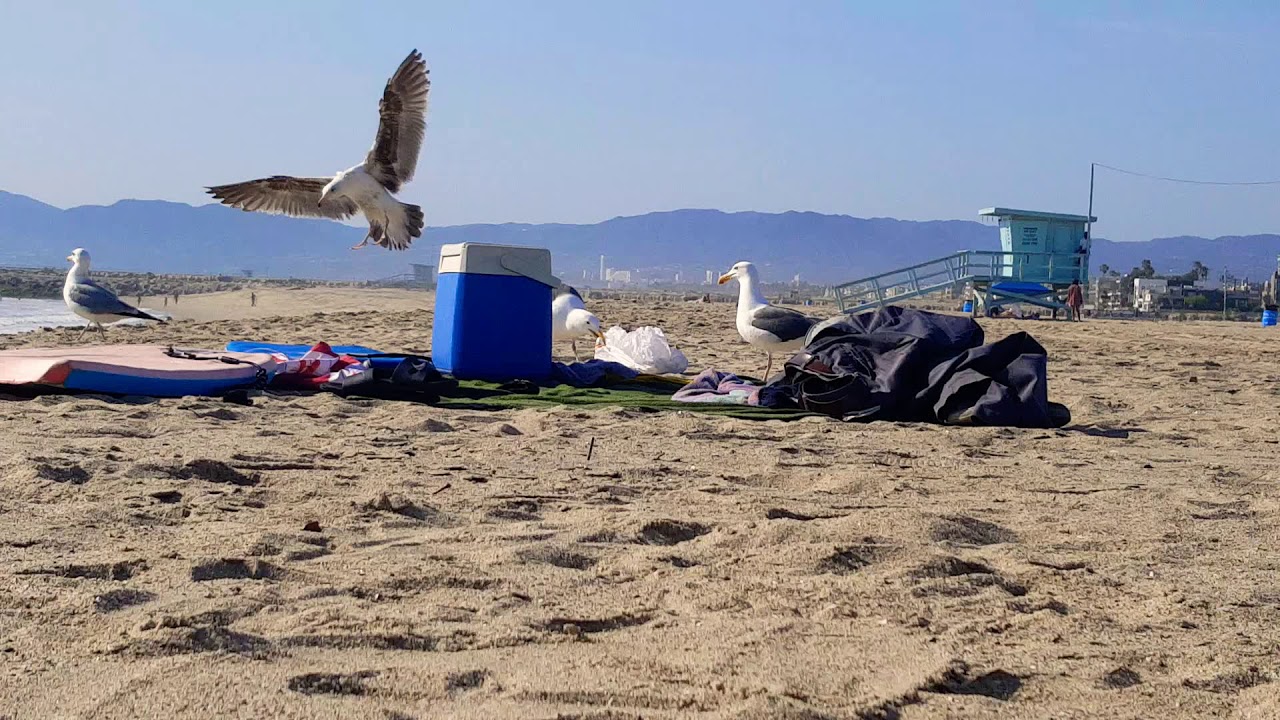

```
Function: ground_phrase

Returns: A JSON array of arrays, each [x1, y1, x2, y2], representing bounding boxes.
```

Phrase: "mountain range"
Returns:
[[2, 190, 1278, 284]]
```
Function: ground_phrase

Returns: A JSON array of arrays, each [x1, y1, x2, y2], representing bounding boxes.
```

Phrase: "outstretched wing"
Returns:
[[365, 49, 431, 193], [206, 176, 359, 219]]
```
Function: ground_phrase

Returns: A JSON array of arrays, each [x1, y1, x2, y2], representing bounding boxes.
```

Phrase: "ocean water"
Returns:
[[0, 298, 173, 335], [0, 298, 83, 335]]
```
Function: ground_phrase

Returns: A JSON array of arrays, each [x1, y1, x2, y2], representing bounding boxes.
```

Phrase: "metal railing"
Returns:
[[832, 250, 1087, 313]]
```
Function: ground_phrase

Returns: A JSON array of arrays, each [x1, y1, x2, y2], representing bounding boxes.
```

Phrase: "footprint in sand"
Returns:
[[93, 588, 157, 613], [928, 514, 1019, 547], [18, 559, 146, 582], [189, 558, 284, 582], [287, 671, 380, 696], [634, 519, 710, 546], [908, 556, 1029, 598], [816, 539, 898, 575], [517, 546, 598, 571]]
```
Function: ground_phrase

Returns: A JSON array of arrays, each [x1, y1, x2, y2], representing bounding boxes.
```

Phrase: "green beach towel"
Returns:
[[434, 375, 819, 421]]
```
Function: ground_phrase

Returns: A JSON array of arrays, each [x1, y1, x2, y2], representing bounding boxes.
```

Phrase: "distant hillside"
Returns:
[[2, 190, 1277, 283]]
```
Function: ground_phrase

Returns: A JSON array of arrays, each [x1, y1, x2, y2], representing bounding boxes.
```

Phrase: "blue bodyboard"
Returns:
[[224, 341, 414, 373]]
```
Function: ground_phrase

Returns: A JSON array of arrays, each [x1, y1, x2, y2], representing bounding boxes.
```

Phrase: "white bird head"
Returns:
[[568, 309, 606, 343], [718, 261, 757, 285], [67, 248, 91, 269], [319, 170, 355, 207]]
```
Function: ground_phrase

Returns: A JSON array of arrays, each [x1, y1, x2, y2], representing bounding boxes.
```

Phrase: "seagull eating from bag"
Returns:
[[718, 260, 818, 380], [63, 248, 167, 341], [552, 283, 605, 361]]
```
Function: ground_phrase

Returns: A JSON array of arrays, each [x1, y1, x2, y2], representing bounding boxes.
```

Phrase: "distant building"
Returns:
[[705, 270, 714, 285], [1089, 276, 1125, 314], [1133, 277, 1168, 312]]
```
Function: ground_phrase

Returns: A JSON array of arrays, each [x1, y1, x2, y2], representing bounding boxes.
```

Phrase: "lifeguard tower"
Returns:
[[970, 207, 1093, 315], [831, 206, 1095, 317]]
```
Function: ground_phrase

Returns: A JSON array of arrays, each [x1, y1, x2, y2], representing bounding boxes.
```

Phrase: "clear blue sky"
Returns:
[[2, 0, 1279, 242]]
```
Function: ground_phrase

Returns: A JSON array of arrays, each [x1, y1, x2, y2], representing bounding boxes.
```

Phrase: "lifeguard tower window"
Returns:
[[978, 207, 1095, 286]]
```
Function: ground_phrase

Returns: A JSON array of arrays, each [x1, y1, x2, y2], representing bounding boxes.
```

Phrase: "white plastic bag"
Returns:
[[594, 326, 688, 375]]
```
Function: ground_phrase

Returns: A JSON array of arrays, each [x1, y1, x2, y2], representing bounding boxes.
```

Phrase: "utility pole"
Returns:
[[1222, 268, 1228, 320], [1087, 162, 1095, 242]]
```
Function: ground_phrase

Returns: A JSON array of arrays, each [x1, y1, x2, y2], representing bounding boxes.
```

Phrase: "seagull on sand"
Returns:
[[63, 248, 166, 340], [552, 284, 605, 361], [206, 49, 431, 251], [718, 261, 818, 380]]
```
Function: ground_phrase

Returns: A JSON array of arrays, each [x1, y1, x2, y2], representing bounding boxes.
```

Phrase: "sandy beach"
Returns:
[[2, 289, 1279, 719]]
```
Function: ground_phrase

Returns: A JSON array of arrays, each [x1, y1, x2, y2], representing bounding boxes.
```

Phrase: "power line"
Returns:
[[1093, 162, 1280, 186]]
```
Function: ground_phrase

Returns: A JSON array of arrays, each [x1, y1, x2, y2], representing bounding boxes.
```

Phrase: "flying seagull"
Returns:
[[63, 248, 166, 340], [206, 49, 431, 251], [552, 284, 605, 361], [718, 261, 818, 380]]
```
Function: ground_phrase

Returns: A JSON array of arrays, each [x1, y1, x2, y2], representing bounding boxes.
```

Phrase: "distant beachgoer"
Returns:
[[1066, 279, 1084, 321], [164, 296, 168, 307], [250, 291, 257, 307], [136, 295, 143, 305]]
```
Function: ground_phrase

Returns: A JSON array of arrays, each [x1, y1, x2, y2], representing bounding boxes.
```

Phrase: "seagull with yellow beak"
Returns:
[[718, 260, 817, 379]]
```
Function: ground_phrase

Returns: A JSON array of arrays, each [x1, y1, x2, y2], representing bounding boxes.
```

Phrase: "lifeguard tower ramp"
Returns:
[[832, 207, 1094, 316]]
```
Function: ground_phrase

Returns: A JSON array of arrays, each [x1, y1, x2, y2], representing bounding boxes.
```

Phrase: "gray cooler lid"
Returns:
[[438, 242, 559, 288]]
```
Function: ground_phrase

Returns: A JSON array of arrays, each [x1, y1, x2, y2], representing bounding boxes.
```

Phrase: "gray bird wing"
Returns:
[[365, 49, 431, 193], [751, 305, 818, 342], [206, 176, 359, 219], [68, 279, 143, 317]]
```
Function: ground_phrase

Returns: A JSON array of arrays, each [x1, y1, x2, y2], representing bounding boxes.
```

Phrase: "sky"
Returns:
[[2, 0, 1280, 242]]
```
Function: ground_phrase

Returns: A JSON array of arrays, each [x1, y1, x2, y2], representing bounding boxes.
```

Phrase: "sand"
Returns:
[[2, 289, 1279, 719], [151, 286, 433, 324]]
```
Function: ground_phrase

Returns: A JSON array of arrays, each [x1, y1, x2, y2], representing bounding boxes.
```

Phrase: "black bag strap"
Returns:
[[164, 346, 270, 391]]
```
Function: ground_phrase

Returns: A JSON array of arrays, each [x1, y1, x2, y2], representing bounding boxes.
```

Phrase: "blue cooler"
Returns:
[[432, 242, 557, 381]]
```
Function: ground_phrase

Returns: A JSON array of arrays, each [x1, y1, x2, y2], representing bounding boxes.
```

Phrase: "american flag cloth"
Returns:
[[267, 342, 375, 390]]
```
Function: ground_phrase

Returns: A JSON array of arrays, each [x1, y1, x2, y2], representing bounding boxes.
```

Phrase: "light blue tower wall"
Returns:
[[979, 207, 1095, 286]]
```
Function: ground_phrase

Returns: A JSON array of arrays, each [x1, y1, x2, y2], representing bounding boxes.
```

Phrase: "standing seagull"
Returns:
[[63, 248, 166, 341], [206, 49, 431, 250], [718, 261, 817, 380], [552, 284, 605, 361]]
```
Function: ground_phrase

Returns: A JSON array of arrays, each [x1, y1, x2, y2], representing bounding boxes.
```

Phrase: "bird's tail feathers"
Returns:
[[131, 308, 167, 323], [376, 202, 425, 250]]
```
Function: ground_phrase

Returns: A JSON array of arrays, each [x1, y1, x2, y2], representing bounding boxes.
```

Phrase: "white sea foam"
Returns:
[[0, 298, 169, 335]]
